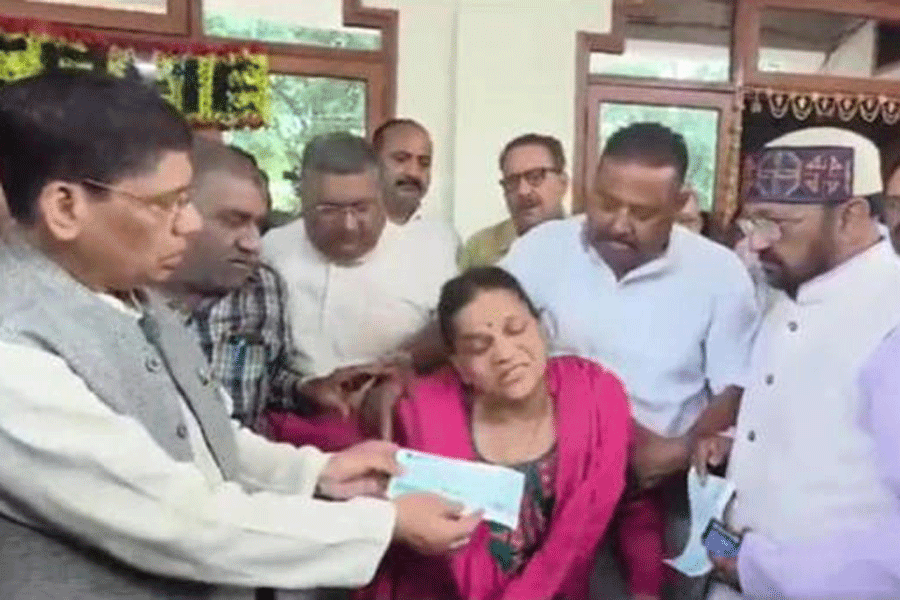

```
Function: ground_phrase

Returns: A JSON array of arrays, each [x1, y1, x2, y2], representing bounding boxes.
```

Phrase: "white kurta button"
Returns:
[[747, 430, 756, 442], [145, 356, 162, 372], [765, 374, 775, 385], [176, 423, 188, 439], [788, 321, 798, 332]]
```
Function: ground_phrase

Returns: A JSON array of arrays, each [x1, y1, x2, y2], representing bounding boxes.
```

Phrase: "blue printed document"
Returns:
[[387, 449, 526, 529]]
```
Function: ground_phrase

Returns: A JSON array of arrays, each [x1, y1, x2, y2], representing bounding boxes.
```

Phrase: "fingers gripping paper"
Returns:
[[387, 449, 526, 529], [664, 468, 736, 577]]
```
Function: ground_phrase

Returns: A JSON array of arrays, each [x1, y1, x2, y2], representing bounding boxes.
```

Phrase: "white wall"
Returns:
[[372, 0, 611, 237], [821, 21, 876, 77], [367, 0, 458, 224]]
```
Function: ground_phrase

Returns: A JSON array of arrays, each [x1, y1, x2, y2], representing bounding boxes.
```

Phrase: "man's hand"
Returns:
[[392, 493, 482, 555], [316, 440, 400, 500], [692, 433, 733, 482], [631, 423, 691, 490], [300, 364, 396, 418], [711, 553, 740, 589]]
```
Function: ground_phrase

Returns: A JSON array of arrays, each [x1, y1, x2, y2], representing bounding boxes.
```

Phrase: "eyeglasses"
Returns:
[[307, 201, 376, 221], [82, 179, 193, 214], [499, 167, 561, 194], [883, 195, 900, 214], [736, 215, 804, 243]]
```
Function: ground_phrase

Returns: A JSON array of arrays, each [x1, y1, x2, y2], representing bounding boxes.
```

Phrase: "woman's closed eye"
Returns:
[[459, 335, 492, 355], [504, 318, 528, 336]]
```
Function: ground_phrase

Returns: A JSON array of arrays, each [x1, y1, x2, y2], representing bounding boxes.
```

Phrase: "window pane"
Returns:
[[225, 74, 367, 218], [598, 103, 719, 211], [204, 11, 380, 50], [758, 8, 900, 80], [591, 0, 732, 82]]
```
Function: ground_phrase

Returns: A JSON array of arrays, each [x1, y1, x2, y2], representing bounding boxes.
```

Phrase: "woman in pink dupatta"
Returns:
[[360, 266, 630, 600]]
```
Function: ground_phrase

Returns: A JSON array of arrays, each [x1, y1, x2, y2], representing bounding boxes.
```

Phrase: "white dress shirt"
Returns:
[[263, 219, 457, 379], [0, 293, 395, 592], [501, 217, 759, 436]]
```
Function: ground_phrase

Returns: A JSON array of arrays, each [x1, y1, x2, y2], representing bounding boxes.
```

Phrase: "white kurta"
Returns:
[[0, 293, 396, 594], [263, 220, 457, 379], [711, 240, 900, 600]]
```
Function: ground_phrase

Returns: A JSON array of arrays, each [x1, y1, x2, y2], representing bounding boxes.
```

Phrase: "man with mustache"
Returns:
[[372, 118, 432, 226], [693, 127, 900, 600], [262, 132, 457, 450], [881, 151, 900, 255], [500, 122, 759, 600], [372, 118, 459, 256], [459, 133, 568, 269], [164, 137, 308, 431]]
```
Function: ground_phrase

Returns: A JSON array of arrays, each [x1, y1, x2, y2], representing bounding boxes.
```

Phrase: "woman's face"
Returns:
[[449, 288, 548, 402]]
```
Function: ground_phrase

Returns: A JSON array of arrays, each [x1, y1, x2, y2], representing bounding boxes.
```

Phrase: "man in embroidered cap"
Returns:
[[695, 126, 900, 599]]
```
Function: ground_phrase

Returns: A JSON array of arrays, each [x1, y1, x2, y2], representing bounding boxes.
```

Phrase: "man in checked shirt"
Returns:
[[164, 136, 306, 431]]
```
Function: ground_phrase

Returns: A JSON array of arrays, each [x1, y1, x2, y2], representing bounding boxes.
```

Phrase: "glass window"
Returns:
[[204, 11, 380, 50], [224, 74, 367, 219], [591, 0, 733, 82], [756, 8, 900, 80], [598, 103, 720, 210]]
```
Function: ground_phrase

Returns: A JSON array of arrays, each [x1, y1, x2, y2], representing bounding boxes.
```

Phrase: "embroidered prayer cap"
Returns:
[[743, 127, 882, 204]]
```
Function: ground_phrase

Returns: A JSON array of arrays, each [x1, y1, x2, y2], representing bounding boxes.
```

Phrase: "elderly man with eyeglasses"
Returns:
[[693, 126, 900, 600], [260, 132, 457, 450], [458, 133, 569, 269]]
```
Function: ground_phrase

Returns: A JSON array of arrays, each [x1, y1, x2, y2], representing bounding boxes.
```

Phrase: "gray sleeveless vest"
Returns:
[[0, 244, 248, 599]]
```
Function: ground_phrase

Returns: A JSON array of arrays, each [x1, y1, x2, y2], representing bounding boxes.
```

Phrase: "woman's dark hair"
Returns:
[[437, 266, 540, 350]]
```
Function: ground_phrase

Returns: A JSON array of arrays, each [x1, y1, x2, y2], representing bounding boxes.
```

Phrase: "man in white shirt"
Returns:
[[0, 70, 479, 600], [371, 117, 459, 255], [694, 128, 900, 599], [500, 122, 758, 599], [263, 133, 457, 447]]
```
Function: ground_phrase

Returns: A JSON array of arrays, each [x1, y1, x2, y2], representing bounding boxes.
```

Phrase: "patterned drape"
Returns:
[[745, 87, 900, 125]]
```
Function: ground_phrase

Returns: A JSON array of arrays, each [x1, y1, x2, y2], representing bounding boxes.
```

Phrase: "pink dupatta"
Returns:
[[361, 355, 630, 600]]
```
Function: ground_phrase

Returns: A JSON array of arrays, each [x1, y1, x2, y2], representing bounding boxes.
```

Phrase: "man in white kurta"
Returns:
[[262, 133, 456, 433], [704, 128, 900, 599]]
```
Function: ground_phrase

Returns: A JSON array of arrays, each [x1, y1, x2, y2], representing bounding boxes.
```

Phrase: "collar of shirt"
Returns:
[[306, 220, 403, 268], [96, 289, 143, 319], [793, 238, 894, 305], [580, 217, 683, 285]]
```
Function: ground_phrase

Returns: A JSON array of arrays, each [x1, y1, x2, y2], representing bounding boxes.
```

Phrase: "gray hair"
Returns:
[[300, 132, 379, 179]]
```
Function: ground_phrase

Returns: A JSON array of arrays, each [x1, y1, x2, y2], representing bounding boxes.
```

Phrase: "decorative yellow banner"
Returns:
[[0, 23, 269, 129]]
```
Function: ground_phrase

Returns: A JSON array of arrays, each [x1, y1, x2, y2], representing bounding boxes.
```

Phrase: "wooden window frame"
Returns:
[[574, 0, 900, 224], [737, 0, 900, 96], [0, 0, 398, 131], [0, 0, 190, 35]]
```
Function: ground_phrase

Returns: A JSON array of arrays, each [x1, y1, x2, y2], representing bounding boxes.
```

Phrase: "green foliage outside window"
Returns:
[[204, 12, 380, 50], [204, 13, 370, 219]]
